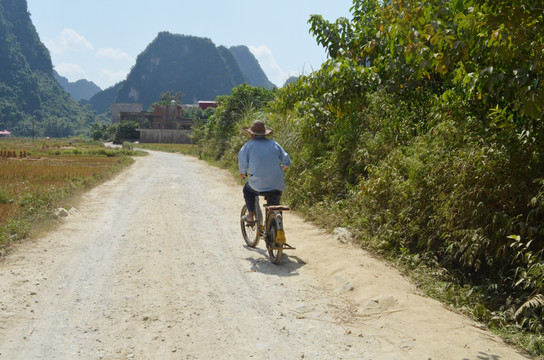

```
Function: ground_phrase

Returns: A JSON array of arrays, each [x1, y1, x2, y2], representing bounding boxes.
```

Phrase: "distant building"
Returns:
[[119, 111, 154, 128], [198, 101, 217, 110], [114, 100, 219, 143], [111, 103, 143, 124], [151, 101, 193, 130], [123, 101, 195, 144], [0, 130, 12, 137]]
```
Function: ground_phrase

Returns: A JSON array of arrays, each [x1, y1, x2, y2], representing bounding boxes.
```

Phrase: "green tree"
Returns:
[[195, 84, 275, 158], [113, 121, 139, 143], [308, 0, 544, 120], [90, 123, 110, 140], [266, 0, 544, 350], [158, 90, 185, 105]]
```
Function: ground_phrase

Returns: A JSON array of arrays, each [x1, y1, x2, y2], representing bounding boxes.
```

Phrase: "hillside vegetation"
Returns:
[[229, 45, 276, 90], [1, 0, 275, 133], [109, 33, 261, 110], [0, 0, 102, 137], [84, 34, 275, 114], [54, 71, 102, 101], [195, 0, 544, 355]]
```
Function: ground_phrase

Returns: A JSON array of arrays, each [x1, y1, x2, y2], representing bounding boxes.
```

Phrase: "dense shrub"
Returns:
[[194, 1, 544, 354], [194, 84, 275, 160]]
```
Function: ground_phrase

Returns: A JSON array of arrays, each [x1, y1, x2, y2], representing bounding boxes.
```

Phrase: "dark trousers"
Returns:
[[243, 183, 282, 212]]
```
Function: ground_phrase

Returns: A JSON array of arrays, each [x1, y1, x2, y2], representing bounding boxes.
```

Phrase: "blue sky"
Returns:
[[26, 0, 353, 90]]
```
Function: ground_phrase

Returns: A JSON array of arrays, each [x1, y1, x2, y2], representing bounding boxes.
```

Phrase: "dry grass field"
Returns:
[[136, 142, 199, 155], [0, 138, 138, 253]]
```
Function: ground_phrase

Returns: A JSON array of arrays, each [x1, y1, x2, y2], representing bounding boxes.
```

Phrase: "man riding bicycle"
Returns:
[[238, 120, 291, 224]]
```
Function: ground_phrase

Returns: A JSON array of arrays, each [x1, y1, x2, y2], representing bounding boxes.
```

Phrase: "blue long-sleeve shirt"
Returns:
[[238, 136, 291, 192]]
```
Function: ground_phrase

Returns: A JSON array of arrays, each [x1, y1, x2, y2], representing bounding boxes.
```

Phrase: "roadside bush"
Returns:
[[192, 0, 544, 354], [122, 142, 134, 150], [0, 188, 9, 204], [113, 121, 139, 143], [194, 84, 276, 160], [270, 74, 544, 352]]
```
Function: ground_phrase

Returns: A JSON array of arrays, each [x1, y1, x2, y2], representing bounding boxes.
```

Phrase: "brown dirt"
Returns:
[[0, 150, 533, 359]]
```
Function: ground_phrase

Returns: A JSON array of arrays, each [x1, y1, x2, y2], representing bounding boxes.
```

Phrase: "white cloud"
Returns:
[[99, 69, 129, 88], [55, 63, 87, 80], [248, 45, 295, 87], [45, 28, 94, 54], [96, 48, 133, 62]]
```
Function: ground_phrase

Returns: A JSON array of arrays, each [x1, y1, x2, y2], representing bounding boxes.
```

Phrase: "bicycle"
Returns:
[[240, 193, 295, 264]]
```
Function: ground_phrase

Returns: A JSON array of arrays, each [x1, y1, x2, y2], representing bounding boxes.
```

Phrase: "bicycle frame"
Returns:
[[264, 204, 287, 246], [240, 190, 294, 264], [255, 196, 292, 248]]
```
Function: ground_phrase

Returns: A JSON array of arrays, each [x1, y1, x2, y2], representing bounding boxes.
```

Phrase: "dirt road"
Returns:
[[0, 150, 532, 359]]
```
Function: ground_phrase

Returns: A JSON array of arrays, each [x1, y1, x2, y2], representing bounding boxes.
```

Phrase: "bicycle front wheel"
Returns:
[[267, 220, 283, 265], [240, 205, 260, 248]]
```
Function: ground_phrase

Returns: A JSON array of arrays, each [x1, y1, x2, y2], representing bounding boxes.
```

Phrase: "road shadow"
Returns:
[[463, 350, 532, 360], [462, 352, 502, 360], [243, 245, 306, 276]]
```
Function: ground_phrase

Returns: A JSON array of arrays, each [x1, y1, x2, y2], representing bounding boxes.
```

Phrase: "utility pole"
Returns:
[[32, 116, 35, 143]]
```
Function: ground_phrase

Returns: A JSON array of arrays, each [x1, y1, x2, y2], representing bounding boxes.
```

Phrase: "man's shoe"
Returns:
[[242, 214, 255, 224]]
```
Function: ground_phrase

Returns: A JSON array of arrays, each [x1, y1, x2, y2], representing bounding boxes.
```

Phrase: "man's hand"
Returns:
[[240, 173, 246, 180], [281, 165, 288, 171]]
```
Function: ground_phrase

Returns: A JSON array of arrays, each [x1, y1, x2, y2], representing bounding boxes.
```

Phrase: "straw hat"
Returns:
[[242, 120, 273, 136]]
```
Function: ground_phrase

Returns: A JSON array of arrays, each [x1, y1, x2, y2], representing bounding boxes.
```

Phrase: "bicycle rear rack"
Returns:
[[266, 205, 290, 211]]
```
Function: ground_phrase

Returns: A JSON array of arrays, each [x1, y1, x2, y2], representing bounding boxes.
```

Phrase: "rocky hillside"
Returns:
[[54, 71, 101, 101], [229, 45, 276, 90], [0, 0, 98, 136], [86, 32, 275, 113]]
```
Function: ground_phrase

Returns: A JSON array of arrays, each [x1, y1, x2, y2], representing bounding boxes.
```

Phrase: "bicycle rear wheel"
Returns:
[[266, 219, 283, 264], [240, 205, 260, 248]]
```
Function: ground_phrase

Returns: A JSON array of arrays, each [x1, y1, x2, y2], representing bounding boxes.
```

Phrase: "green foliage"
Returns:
[[112, 121, 140, 143], [194, 84, 275, 159], [0, 187, 10, 204], [158, 91, 185, 105], [90, 123, 110, 141], [183, 104, 211, 121], [293, 1, 543, 353], [0, 0, 100, 137], [309, 0, 544, 120], [191, 0, 544, 354]]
